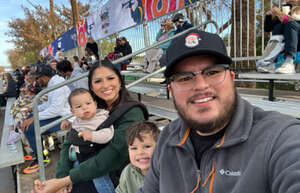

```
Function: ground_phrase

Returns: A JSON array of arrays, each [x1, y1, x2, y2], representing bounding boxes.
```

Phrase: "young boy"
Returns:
[[115, 120, 160, 193], [68, 88, 115, 193]]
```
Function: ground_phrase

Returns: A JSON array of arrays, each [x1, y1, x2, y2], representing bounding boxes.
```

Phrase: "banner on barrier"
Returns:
[[141, 0, 197, 20], [76, 19, 88, 46], [87, 0, 144, 41], [42, 0, 198, 54], [41, 27, 78, 57]]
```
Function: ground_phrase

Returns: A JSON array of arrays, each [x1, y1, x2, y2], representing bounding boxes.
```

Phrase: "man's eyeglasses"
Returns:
[[168, 64, 230, 91]]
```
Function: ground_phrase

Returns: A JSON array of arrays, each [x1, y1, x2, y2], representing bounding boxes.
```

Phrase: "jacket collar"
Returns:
[[169, 94, 254, 149]]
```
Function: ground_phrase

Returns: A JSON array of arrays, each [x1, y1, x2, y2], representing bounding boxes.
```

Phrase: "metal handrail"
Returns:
[[33, 20, 219, 181]]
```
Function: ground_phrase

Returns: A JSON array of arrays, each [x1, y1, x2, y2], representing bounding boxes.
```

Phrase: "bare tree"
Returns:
[[5, 2, 89, 67]]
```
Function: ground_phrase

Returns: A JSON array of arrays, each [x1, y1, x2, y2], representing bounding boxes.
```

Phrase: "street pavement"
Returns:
[[0, 108, 15, 193], [0, 167, 15, 193]]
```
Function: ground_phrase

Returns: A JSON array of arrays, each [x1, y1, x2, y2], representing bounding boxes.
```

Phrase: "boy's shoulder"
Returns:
[[122, 163, 143, 178]]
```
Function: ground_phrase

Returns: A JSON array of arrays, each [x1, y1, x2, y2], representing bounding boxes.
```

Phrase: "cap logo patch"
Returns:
[[185, 33, 201, 48]]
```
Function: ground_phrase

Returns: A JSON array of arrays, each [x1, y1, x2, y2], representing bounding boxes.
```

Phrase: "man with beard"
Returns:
[[138, 30, 300, 193], [21, 66, 71, 174]]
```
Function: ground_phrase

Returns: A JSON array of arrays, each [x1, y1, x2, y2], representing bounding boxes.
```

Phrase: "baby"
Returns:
[[68, 88, 115, 193], [68, 88, 114, 158]]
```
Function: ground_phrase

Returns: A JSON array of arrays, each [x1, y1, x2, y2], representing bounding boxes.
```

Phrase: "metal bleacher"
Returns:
[[123, 70, 300, 120], [0, 97, 24, 168]]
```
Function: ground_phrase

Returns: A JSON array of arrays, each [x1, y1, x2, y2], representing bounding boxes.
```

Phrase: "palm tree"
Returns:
[[230, 0, 255, 72]]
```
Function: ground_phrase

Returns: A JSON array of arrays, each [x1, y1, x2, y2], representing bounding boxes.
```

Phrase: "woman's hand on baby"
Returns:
[[60, 120, 71, 131], [81, 130, 92, 141]]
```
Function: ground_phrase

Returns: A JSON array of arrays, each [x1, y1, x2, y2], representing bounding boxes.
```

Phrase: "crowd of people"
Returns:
[[1, 9, 300, 193]]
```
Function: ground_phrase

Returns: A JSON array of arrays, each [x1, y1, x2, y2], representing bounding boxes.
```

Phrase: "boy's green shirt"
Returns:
[[115, 164, 144, 193]]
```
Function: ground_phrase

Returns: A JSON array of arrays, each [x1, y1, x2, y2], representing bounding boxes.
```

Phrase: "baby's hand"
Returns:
[[60, 120, 71, 131], [81, 130, 92, 142]]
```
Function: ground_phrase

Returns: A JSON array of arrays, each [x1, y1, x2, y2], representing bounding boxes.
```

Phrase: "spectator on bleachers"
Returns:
[[257, 2, 292, 73], [156, 18, 175, 53], [56, 59, 88, 91], [0, 73, 17, 106], [15, 68, 25, 98], [153, 13, 193, 75], [55, 47, 64, 62], [30, 64, 37, 74], [172, 13, 193, 35], [257, 2, 300, 74], [10, 79, 46, 158], [32, 60, 148, 193], [73, 55, 88, 72], [21, 65, 71, 174], [105, 39, 122, 63], [115, 121, 160, 193], [80, 56, 89, 71], [73, 55, 80, 69], [115, 37, 132, 71], [85, 42, 99, 69], [48, 58, 58, 73], [114, 38, 122, 55], [144, 18, 175, 73], [276, 5, 300, 74]]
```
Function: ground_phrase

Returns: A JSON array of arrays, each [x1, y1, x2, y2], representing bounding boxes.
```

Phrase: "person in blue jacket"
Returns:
[[172, 13, 193, 35]]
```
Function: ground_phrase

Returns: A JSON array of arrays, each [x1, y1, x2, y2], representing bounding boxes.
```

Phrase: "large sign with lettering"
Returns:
[[87, 0, 144, 41], [42, 0, 198, 53], [142, 0, 198, 20]]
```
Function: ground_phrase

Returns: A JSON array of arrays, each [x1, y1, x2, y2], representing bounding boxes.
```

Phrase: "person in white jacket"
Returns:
[[21, 65, 71, 174]]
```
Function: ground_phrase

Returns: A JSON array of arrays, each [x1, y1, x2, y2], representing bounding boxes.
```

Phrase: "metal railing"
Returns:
[[33, 20, 219, 181], [62, 1, 272, 72]]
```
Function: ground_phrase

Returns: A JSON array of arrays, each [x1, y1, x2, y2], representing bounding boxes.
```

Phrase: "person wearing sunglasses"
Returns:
[[138, 30, 300, 193]]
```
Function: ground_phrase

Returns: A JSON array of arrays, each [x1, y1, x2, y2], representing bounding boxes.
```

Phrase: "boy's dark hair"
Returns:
[[68, 88, 92, 107], [126, 121, 160, 146]]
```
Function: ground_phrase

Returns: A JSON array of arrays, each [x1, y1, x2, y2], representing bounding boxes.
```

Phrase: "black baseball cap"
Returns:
[[172, 13, 184, 22], [164, 30, 232, 78], [35, 65, 54, 77]]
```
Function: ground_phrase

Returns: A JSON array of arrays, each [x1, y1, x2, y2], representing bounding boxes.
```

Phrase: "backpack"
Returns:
[[68, 101, 149, 161]]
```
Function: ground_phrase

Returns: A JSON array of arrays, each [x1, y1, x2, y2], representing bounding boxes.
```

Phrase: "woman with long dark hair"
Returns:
[[33, 60, 148, 193]]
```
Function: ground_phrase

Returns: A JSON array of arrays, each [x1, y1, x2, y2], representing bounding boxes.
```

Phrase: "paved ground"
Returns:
[[0, 167, 15, 193], [19, 147, 60, 193]]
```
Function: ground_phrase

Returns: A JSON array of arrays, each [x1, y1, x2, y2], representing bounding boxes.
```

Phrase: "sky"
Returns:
[[0, 0, 93, 68]]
